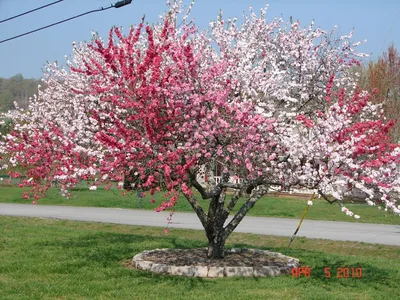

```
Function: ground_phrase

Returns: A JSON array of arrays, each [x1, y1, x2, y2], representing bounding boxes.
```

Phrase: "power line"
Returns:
[[0, 6, 112, 44], [0, 1, 132, 44], [0, 0, 64, 24]]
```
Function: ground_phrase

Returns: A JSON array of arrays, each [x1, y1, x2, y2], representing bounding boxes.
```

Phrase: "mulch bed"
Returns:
[[140, 248, 289, 268]]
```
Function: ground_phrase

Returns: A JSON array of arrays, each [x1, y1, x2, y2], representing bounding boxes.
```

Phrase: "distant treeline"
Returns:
[[0, 74, 41, 112]]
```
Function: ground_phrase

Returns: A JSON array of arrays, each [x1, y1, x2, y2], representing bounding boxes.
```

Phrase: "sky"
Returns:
[[0, 0, 399, 79]]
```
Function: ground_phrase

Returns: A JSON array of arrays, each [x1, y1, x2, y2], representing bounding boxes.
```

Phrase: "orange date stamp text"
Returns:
[[291, 267, 363, 278]]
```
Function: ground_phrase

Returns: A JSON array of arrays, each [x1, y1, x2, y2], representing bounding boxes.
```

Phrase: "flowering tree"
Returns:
[[1, 2, 399, 258]]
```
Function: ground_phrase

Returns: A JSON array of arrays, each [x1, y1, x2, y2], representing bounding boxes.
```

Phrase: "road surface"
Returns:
[[0, 203, 399, 246]]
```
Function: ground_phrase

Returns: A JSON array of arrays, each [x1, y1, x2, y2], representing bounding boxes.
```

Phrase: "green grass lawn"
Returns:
[[1, 183, 399, 225], [0, 216, 399, 300]]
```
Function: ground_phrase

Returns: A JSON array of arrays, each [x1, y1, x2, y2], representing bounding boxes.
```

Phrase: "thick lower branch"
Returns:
[[218, 182, 242, 189], [183, 193, 208, 228], [224, 185, 269, 238], [215, 187, 227, 222], [318, 189, 338, 204], [206, 189, 225, 233], [224, 188, 244, 218], [191, 177, 212, 199]]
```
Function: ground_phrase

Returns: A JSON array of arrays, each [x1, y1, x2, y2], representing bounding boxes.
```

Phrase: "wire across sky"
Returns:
[[0, 0, 132, 44], [0, 0, 64, 24]]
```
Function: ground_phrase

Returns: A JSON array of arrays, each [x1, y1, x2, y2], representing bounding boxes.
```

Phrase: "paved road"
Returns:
[[1, 203, 399, 246]]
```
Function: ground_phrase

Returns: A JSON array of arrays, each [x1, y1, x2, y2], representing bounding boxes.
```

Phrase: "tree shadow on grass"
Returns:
[[38, 232, 149, 248], [168, 236, 206, 249], [34, 231, 214, 288], [34, 230, 397, 292]]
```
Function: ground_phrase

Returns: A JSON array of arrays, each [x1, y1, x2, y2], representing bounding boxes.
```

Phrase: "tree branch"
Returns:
[[218, 182, 242, 189], [224, 187, 244, 217], [182, 193, 208, 228], [191, 177, 212, 199], [224, 185, 269, 238], [318, 189, 338, 204], [215, 187, 227, 224]]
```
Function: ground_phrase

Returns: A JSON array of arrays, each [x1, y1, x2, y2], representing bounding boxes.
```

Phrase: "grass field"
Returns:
[[1, 216, 399, 300], [1, 183, 399, 225]]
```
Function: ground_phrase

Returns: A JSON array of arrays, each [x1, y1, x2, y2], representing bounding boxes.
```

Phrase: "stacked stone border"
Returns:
[[132, 248, 300, 278]]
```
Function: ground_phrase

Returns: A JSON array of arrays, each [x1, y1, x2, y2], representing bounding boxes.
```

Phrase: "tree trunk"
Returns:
[[187, 175, 269, 259], [207, 229, 226, 259]]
